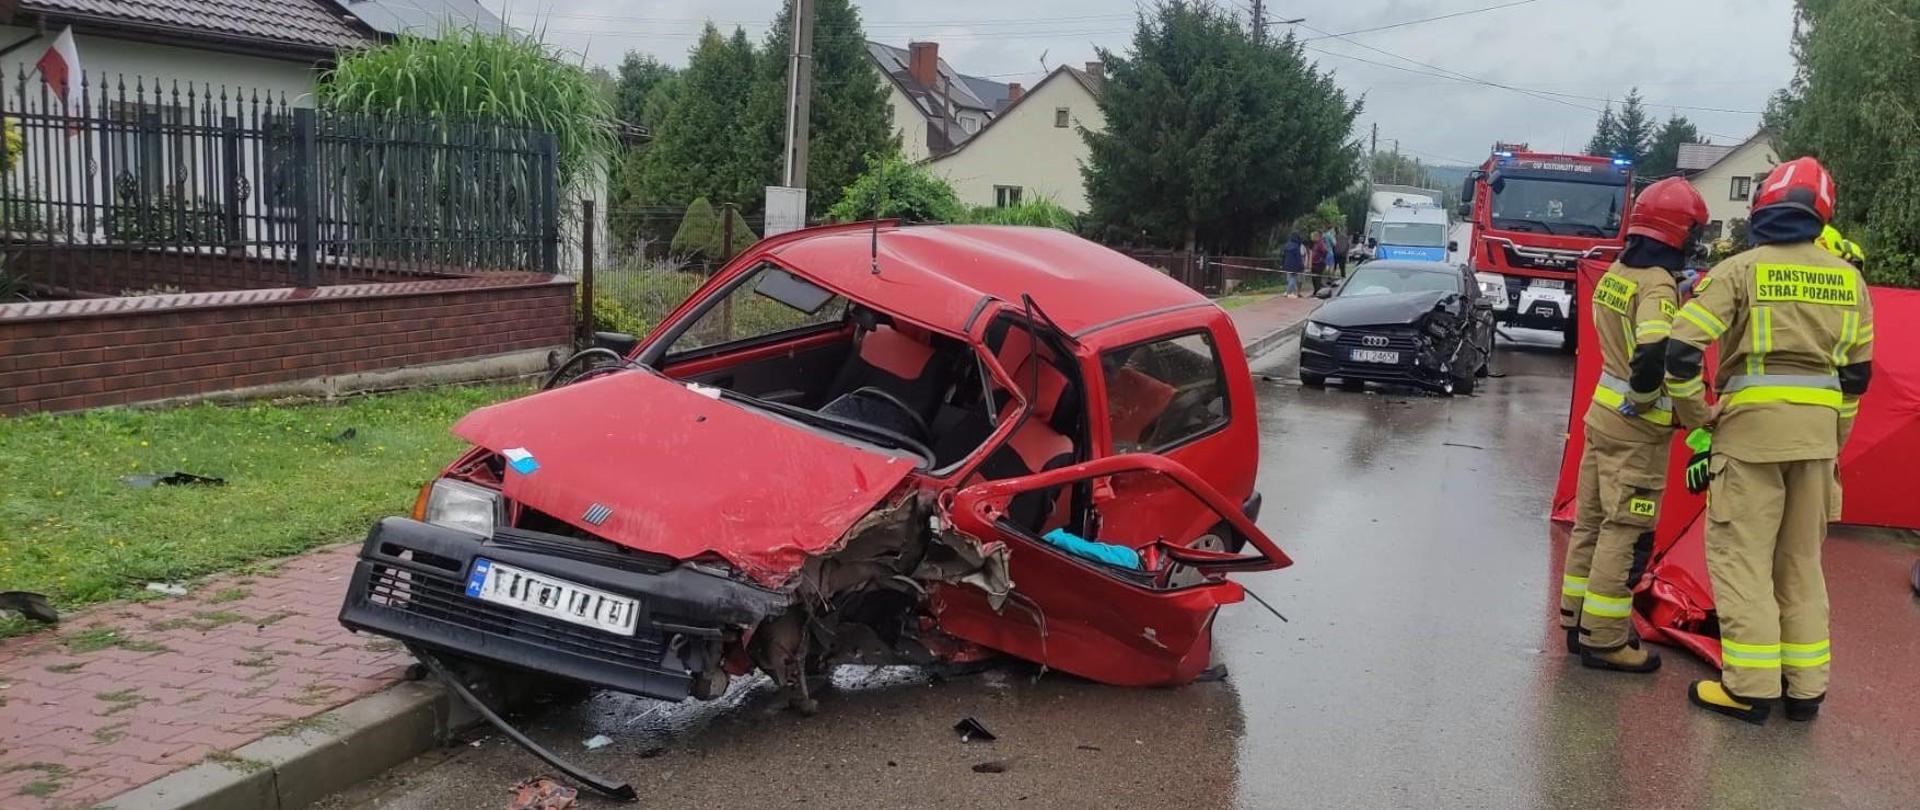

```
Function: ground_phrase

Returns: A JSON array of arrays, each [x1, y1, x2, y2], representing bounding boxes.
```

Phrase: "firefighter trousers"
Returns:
[[1561, 429, 1667, 651], [1705, 455, 1832, 700]]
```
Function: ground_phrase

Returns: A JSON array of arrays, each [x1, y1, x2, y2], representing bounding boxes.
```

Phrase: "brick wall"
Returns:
[[16, 248, 464, 296], [0, 275, 574, 415]]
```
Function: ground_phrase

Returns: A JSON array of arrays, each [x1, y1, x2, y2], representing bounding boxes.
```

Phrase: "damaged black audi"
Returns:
[[1298, 260, 1496, 395]]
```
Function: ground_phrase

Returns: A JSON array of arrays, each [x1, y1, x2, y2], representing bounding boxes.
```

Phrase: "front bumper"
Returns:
[[339, 517, 790, 700], [1300, 331, 1456, 391]]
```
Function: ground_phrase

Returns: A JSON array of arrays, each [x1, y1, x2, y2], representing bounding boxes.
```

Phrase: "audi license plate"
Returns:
[[464, 558, 639, 636], [1349, 349, 1401, 364], [1531, 278, 1567, 290]]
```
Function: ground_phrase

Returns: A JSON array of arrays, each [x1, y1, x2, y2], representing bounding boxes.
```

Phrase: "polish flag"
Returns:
[[35, 26, 83, 112]]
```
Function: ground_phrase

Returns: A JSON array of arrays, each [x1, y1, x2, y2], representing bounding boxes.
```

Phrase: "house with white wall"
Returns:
[[867, 40, 1009, 162], [930, 64, 1104, 214], [1679, 131, 1778, 241]]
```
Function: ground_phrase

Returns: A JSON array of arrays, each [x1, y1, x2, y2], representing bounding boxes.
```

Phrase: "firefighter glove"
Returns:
[[1684, 428, 1714, 494]]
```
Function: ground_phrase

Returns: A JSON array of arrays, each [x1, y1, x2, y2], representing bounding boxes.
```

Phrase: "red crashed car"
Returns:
[[340, 223, 1291, 705]]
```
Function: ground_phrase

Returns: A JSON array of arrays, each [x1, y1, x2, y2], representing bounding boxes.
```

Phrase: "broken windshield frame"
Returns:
[[712, 386, 936, 468]]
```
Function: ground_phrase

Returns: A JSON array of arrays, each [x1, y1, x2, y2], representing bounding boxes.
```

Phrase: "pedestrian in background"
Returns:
[[1282, 231, 1306, 297], [1333, 228, 1349, 278], [1309, 229, 1329, 293]]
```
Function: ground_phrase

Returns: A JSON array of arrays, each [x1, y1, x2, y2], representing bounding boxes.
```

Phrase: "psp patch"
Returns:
[[1628, 497, 1658, 518], [1754, 264, 1859, 306], [1594, 273, 1638, 316]]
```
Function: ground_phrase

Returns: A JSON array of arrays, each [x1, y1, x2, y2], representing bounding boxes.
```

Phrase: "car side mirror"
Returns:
[[592, 331, 639, 356], [1448, 240, 1459, 252], [1313, 286, 1333, 299]]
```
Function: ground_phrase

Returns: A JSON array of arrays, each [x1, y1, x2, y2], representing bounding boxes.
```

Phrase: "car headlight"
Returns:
[[422, 479, 501, 536], [1474, 272, 1507, 301], [1304, 321, 1339, 341]]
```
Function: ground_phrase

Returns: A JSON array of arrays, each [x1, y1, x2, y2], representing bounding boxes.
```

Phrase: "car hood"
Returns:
[[1313, 290, 1457, 328], [452, 371, 917, 587]]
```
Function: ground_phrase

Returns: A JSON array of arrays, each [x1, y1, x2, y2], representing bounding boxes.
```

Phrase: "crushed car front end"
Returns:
[[340, 514, 788, 700], [1299, 316, 1469, 392]]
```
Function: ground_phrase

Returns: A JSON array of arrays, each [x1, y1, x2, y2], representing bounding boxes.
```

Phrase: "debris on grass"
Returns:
[[0, 591, 59, 623], [144, 582, 191, 597], [119, 471, 226, 489]]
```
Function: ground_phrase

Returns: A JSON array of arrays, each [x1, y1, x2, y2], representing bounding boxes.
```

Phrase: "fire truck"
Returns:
[[1457, 143, 1635, 349]]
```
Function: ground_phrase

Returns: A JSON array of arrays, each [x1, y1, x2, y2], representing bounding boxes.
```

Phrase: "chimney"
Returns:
[[1083, 61, 1105, 82], [1006, 82, 1024, 103], [908, 41, 939, 89]]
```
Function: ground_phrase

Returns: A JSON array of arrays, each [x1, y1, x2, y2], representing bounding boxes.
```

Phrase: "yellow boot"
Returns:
[[1580, 640, 1661, 673], [1688, 680, 1771, 725]]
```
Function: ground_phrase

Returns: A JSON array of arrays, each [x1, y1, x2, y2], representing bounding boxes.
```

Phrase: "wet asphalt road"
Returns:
[[321, 333, 1920, 810]]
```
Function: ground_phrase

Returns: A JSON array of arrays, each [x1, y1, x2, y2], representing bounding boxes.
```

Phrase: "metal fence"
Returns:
[[1, 68, 559, 295]]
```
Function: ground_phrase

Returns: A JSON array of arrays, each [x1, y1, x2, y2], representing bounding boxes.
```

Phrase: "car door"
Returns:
[[928, 453, 1291, 687]]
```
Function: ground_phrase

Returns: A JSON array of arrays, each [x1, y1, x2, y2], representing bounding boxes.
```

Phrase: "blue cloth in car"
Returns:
[[1041, 528, 1142, 569]]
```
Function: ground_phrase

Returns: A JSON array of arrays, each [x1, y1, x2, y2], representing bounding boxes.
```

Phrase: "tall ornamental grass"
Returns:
[[319, 28, 615, 196]]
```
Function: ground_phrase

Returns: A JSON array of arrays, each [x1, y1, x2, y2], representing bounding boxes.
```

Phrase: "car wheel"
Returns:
[[1300, 372, 1327, 387], [1476, 337, 1494, 377], [1560, 322, 1578, 355], [1452, 371, 1476, 396]]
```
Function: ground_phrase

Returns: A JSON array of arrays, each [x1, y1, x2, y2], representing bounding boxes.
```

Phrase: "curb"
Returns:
[[97, 679, 478, 810], [1242, 316, 1310, 362]]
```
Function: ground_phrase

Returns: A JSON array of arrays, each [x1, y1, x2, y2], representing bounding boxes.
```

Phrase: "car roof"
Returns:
[[1355, 260, 1462, 274], [768, 224, 1211, 338]]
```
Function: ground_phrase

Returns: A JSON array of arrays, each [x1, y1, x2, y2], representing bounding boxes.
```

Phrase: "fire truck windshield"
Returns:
[[1490, 177, 1627, 238]]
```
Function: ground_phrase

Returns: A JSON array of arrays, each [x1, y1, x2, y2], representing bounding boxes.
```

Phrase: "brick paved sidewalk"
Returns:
[[1227, 294, 1319, 354], [0, 544, 407, 809]]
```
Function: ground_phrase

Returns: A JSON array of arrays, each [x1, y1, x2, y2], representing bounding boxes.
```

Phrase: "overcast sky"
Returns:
[[481, 0, 1797, 166]]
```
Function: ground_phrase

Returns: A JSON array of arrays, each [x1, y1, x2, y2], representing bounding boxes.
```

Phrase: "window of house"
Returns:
[[1705, 220, 1724, 240], [1054, 107, 1070, 128], [994, 185, 1023, 208], [663, 263, 848, 359], [1103, 332, 1228, 453], [1730, 176, 1751, 201]]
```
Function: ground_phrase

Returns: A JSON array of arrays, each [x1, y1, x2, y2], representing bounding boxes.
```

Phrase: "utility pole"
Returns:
[[781, 0, 816, 189], [1252, 0, 1265, 43], [1368, 122, 1378, 190]]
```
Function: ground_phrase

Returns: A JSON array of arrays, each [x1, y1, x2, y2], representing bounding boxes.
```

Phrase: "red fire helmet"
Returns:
[[1627, 177, 1710, 249], [1753, 156, 1837, 223]]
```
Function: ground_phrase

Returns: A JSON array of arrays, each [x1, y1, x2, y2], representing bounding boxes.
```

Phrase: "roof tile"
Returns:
[[26, 0, 370, 52]]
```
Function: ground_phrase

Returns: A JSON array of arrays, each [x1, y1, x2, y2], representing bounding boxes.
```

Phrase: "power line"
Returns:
[[1303, 0, 1545, 40], [1297, 22, 1761, 131]]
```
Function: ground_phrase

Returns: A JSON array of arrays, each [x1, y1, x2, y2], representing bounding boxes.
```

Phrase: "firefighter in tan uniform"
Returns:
[[1559, 179, 1710, 672], [1665, 157, 1873, 724]]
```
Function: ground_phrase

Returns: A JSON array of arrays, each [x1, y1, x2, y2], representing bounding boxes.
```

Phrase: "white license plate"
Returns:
[[464, 558, 639, 636], [1350, 349, 1401, 364], [1531, 278, 1567, 290]]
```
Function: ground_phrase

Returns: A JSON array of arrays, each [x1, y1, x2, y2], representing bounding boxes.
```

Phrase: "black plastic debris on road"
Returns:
[[972, 760, 1010, 773], [953, 717, 997, 742]]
